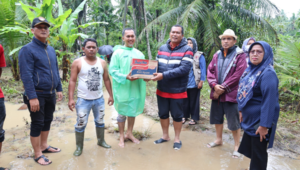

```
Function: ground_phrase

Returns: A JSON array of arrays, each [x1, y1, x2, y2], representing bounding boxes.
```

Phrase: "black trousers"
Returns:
[[183, 88, 200, 121], [24, 93, 56, 137], [0, 98, 6, 142], [238, 132, 268, 170]]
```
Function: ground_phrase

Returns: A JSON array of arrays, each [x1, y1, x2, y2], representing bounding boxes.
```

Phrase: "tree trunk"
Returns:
[[11, 54, 20, 81], [62, 44, 68, 81], [131, 0, 137, 32], [160, 24, 168, 42], [142, 0, 152, 60], [123, 0, 128, 31], [156, 9, 160, 42], [106, 29, 109, 45], [131, 0, 137, 46]]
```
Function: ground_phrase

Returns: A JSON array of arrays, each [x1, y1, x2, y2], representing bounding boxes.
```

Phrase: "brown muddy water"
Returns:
[[0, 93, 299, 170]]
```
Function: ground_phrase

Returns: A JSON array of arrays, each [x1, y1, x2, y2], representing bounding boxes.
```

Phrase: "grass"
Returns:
[[132, 129, 152, 140], [106, 124, 152, 141]]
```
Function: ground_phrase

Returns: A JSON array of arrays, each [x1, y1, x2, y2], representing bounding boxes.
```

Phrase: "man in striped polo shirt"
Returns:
[[152, 25, 193, 150]]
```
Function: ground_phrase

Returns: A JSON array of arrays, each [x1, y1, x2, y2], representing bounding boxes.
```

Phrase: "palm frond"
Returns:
[[178, 0, 208, 29], [200, 10, 221, 61], [221, 0, 279, 17], [217, 3, 278, 43], [137, 5, 186, 41]]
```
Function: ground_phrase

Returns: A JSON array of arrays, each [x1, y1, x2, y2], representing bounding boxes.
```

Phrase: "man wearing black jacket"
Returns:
[[19, 17, 63, 166]]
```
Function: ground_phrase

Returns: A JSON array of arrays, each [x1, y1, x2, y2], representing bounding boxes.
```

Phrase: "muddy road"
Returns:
[[0, 93, 299, 170]]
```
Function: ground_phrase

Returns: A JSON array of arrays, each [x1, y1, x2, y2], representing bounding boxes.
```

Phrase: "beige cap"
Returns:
[[219, 29, 237, 40]]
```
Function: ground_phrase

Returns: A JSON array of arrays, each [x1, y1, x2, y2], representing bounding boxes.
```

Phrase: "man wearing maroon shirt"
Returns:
[[0, 44, 6, 154], [152, 25, 193, 150]]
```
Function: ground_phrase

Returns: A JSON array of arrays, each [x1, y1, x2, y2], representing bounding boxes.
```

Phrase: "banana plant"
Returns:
[[0, 0, 107, 81], [21, 0, 107, 81], [0, 0, 26, 80], [54, 0, 107, 81]]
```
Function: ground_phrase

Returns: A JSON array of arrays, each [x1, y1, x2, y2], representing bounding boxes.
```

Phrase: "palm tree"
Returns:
[[274, 36, 300, 93], [116, 0, 152, 58], [138, 0, 279, 61], [122, 0, 128, 32], [142, 0, 152, 59]]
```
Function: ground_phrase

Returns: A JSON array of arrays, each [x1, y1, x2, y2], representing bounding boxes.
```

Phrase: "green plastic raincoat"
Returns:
[[109, 46, 146, 117]]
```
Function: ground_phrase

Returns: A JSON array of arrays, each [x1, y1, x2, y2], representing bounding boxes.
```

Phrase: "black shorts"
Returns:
[[24, 93, 56, 137], [210, 100, 240, 131], [157, 95, 184, 122]]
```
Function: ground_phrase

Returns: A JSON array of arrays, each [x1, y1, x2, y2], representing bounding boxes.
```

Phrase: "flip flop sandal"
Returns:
[[42, 146, 61, 153], [154, 138, 169, 144], [232, 151, 241, 158], [173, 141, 182, 150], [207, 142, 222, 148], [189, 120, 197, 125], [34, 155, 52, 166], [182, 118, 186, 124]]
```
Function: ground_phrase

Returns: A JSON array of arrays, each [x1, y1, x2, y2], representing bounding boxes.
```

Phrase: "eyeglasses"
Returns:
[[35, 26, 49, 30], [250, 50, 263, 55]]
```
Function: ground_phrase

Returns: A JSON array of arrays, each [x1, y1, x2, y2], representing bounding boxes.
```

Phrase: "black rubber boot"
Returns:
[[73, 131, 84, 156], [96, 127, 111, 148]]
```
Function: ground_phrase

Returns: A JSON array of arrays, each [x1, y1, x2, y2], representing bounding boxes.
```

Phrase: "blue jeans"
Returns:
[[0, 98, 6, 142], [75, 97, 105, 133]]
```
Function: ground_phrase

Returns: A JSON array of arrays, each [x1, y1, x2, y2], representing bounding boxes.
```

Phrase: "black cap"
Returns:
[[31, 17, 50, 28]]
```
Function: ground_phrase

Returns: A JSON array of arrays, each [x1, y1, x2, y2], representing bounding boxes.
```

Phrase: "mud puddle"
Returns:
[[3, 104, 31, 129], [0, 93, 299, 170]]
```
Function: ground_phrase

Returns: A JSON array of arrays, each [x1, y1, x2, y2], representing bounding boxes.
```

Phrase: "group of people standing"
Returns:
[[206, 29, 279, 170], [0, 17, 279, 170]]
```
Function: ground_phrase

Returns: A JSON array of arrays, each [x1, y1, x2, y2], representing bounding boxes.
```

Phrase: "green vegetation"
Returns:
[[271, 11, 300, 119]]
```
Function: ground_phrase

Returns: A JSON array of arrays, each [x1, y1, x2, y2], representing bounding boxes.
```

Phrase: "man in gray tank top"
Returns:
[[68, 38, 114, 156]]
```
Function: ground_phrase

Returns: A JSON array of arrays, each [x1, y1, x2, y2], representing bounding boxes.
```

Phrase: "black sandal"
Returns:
[[34, 155, 52, 166], [189, 119, 197, 125], [182, 118, 187, 124], [42, 146, 61, 153], [173, 141, 182, 150], [154, 138, 169, 144]]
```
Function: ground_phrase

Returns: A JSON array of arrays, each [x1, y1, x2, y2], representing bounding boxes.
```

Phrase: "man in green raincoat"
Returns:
[[109, 28, 146, 148]]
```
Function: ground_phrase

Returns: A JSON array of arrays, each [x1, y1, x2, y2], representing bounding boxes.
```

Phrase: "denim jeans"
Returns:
[[75, 97, 105, 133], [0, 98, 6, 142]]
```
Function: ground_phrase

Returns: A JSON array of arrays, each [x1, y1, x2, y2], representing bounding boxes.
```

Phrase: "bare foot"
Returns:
[[119, 136, 125, 148], [125, 134, 140, 144]]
